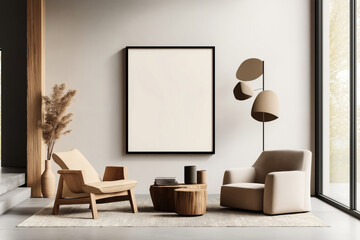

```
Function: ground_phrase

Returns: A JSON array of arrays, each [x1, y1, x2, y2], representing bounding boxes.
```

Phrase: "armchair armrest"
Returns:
[[103, 166, 128, 181], [263, 171, 306, 215], [57, 170, 86, 193], [222, 167, 256, 185]]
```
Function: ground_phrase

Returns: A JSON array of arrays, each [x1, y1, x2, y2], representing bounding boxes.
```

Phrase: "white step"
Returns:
[[0, 187, 31, 215], [0, 171, 26, 196]]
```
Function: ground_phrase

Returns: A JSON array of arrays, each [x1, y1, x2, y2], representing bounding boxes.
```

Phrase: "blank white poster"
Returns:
[[127, 47, 214, 153]]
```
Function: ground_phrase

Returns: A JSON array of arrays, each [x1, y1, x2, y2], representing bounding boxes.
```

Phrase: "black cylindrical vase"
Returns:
[[184, 166, 197, 184]]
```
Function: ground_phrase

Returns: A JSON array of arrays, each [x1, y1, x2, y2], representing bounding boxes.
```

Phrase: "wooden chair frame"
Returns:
[[52, 166, 138, 219]]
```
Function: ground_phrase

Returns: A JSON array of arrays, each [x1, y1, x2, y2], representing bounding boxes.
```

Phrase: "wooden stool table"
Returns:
[[149, 184, 207, 212], [174, 188, 207, 216]]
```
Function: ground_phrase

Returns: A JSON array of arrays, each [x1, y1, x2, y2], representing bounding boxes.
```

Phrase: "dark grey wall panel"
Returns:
[[0, 1, 27, 168]]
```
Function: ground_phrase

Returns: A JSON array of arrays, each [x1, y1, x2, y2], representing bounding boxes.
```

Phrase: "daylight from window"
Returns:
[[324, 0, 350, 206], [323, 0, 360, 207]]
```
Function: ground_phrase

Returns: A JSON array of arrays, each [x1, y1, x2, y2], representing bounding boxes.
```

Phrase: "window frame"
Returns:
[[315, 0, 360, 219]]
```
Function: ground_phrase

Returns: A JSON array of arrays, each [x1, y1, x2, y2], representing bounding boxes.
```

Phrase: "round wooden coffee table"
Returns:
[[149, 184, 206, 212], [174, 188, 207, 216]]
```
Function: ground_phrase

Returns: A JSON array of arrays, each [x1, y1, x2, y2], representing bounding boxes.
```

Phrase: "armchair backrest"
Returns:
[[52, 149, 101, 184], [252, 150, 312, 184]]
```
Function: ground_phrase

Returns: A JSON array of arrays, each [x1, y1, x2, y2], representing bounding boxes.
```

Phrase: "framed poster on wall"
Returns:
[[126, 46, 215, 153]]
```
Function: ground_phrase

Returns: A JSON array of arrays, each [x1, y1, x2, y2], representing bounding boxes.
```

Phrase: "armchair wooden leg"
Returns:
[[90, 193, 98, 219], [128, 189, 138, 213], [52, 176, 64, 215], [52, 202, 60, 215]]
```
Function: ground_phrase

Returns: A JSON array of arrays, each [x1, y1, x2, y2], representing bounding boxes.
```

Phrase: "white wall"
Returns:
[[45, 0, 314, 194]]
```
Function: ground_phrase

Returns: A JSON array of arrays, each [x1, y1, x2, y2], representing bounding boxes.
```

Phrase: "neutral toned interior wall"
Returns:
[[45, 0, 314, 194]]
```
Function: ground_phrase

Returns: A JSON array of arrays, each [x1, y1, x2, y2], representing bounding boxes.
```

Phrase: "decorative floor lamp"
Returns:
[[233, 58, 279, 151]]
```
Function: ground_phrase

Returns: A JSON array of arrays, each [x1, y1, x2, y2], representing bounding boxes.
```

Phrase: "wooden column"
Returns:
[[27, 0, 45, 197]]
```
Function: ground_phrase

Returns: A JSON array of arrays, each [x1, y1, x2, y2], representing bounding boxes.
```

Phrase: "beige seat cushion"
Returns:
[[82, 180, 137, 194], [220, 183, 264, 211]]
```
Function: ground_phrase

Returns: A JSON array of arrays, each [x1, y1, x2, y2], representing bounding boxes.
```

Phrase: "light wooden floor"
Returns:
[[0, 195, 359, 240]]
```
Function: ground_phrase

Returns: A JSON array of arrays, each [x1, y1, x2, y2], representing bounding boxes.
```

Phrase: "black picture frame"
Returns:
[[126, 46, 215, 154]]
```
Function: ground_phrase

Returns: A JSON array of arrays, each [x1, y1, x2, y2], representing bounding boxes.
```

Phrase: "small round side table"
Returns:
[[174, 188, 207, 216]]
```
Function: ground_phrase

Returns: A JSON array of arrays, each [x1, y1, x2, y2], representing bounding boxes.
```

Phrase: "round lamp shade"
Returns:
[[236, 58, 263, 81], [251, 90, 279, 122], [233, 82, 253, 100]]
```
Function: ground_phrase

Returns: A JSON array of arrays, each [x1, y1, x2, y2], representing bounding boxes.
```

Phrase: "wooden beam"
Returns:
[[27, 0, 45, 197]]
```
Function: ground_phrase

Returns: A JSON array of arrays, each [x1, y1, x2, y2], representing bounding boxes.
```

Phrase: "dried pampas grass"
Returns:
[[39, 83, 76, 160]]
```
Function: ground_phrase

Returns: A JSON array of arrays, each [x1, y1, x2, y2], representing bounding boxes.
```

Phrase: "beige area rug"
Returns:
[[18, 198, 328, 227]]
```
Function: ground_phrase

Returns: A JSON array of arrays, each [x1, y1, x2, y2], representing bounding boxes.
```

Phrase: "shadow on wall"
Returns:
[[119, 48, 127, 156]]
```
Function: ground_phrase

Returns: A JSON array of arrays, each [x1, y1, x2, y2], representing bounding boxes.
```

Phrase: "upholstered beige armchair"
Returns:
[[220, 150, 312, 215]]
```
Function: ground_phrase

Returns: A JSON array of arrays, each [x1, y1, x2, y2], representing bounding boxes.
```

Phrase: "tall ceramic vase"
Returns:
[[41, 159, 56, 198]]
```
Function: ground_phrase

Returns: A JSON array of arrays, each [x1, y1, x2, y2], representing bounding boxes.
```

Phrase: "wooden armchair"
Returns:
[[52, 149, 138, 219]]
